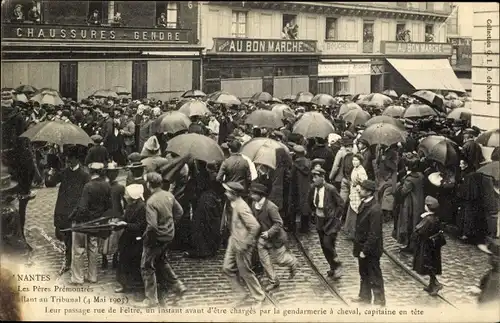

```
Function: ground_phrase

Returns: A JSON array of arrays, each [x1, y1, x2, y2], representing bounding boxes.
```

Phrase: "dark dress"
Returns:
[[412, 212, 442, 276], [116, 199, 147, 290], [1, 202, 32, 255], [395, 172, 425, 246]]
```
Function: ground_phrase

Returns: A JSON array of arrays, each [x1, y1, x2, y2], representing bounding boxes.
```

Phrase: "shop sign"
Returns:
[[381, 41, 452, 55], [449, 37, 472, 70], [321, 40, 359, 55], [318, 63, 371, 76], [211, 38, 318, 53], [2, 24, 189, 43]]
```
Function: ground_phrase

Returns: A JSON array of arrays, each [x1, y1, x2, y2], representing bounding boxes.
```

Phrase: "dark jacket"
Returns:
[[216, 153, 251, 190], [359, 147, 375, 180], [85, 145, 110, 165], [310, 144, 334, 176], [462, 139, 485, 171], [252, 199, 287, 249], [110, 181, 125, 215], [268, 148, 292, 211], [412, 212, 442, 275], [70, 176, 112, 224], [308, 183, 344, 235], [288, 156, 312, 216], [394, 172, 425, 246], [353, 197, 383, 258], [100, 116, 114, 143]]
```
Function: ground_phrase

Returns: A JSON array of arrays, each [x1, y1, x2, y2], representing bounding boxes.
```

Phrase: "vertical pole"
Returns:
[[108, 1, 114, 24]]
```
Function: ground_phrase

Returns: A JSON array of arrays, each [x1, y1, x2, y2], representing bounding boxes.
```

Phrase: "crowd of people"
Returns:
[[1, 87, 499, 308]]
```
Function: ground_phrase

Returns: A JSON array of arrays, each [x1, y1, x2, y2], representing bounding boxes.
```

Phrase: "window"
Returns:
[[87, 1, 106, 25], [282, 14, 298, 39], [425, 2, 434, 11], [396, 23, 410, 41], [231, 11, 247, 38], [425, 24, 435, 42], [363, 21, 374, 53], [334, 77, 349, 94], [156, 2, 178, 28], [318, 79, 334, 95], [325, 17, 337, 40], [8, 0, 42, 23]]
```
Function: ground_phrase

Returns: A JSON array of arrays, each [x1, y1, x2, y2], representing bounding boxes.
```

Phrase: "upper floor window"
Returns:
[[407, 2, 419, 9], [231, 11, 247, 38], [325, 17, 337, 40], [425, 24, 435, 42], [363, 21, 374, 53], [87, 1, 106, 26], [396, 23, 410, 42], [8, 0, 42, 24], [282, 14, 298, 39], [157, 2, 178, 28], [396, 2, 407, 8], [425, 2, 434, 11]]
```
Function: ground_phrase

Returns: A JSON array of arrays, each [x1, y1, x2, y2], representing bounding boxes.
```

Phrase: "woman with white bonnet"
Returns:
[[114, 184, 147, 294]]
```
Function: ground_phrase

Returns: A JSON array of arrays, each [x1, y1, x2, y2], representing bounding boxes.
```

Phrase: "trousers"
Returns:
[[223, 237, 265, 301], [71, 232, 98, 284], [317, 228, 339, 271], [358, 256, 386, 305], [257, 238, 297, 284]]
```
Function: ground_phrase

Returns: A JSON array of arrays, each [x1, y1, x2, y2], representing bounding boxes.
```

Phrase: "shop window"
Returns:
[[363, 21, 374, 53], [7, 0, 42, 23], [204, 68, 220, 80], [318, 78, 334, 95], [282, 14, 298, 39], [87, 1, 107, 25], [334, 77, 349, 94], [425, 24, 435, 42], [231, 11, 247, 38], [325, 17, 337, 40], [220, 68, 233, 79], [156, 2, 178, 28], [396, 23, 410, 42]]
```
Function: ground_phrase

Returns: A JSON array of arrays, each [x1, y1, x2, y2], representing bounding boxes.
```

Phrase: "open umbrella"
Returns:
[[207, 90, 225, 100], [341, 109, 371, 128], [250, 92, 273, 103], [311, 94, 335, 106], [447, 107, 472, 121], [210, 92, 241, 106], [335, 90, 351, 97], [293, 112, 335, 139], [477, 161, 500, 182], [271, 104, 295, 120], [382, 105, 406, 118], [166, 133, 224, 162], [37, 88, 61, 96], [152, 111, 192, 134], [15, 85, 37, 95], [241, 138, 289, 169], [20, 120, 93, 146], [181, 89, 206, 98], [338, 102, 362, 117], [295, 91, 314, 104], [358, 93, 393, 108], [382, 89, 398, 99], [360, 123, 407, 146], [245, 110, 284, 129], [92, 89, 118, 99], [411, 90, 445, 113], [282, 94, 296, 102], [476, 129, 500, 147], [403, 104, 437, 119], [30, 92, 64, 106], [13, 93, 29, 103], [418, 135, 460, 166], [178, 100, 211, 117], [111, 86, 131, 95], [270, 97, 283, 104], [365, 115, 405, 129]]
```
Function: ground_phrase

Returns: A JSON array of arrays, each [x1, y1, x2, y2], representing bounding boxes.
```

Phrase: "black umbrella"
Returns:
[[418, 135, 460, 166], [411, 90, 445, 113]]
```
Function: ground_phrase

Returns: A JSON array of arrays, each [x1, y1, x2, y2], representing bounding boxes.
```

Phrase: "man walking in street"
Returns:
[[352, 179, 386, 306], [222, 182, 265, 306], [138, 172, 187, 308]]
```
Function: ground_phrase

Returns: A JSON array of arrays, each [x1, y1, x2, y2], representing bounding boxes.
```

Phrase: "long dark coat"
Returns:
[[288, 156, 312, 217], [268, 148, 292, 212], [353, 197, 383, 258], [412, 212, 442, 275], [116, 199, 147, 289], [395, 172, 425, 246]]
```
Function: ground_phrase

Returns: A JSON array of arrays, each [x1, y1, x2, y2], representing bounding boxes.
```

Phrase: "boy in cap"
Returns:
[[352, 179, 386, 306], [85, 134, 110, 166], [250, 182, 298, 291], [222, 182, 265, 306]]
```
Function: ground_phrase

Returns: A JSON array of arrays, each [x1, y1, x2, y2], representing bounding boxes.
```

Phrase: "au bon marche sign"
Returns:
[[381, 41, 453, 55], [211, 38, 318, 54]]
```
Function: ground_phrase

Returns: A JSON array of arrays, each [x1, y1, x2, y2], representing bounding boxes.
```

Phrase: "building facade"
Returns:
[[1, 0, 202, 101], [199, 1, 460, 99]]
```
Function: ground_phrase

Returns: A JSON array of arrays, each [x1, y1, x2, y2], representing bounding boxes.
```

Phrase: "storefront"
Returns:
[[202, 38, 320, 100], [1, 1, 202, 101], [449, 37, 472, 94], [317, 40, 371, 95], [380, 41, 465, 95]]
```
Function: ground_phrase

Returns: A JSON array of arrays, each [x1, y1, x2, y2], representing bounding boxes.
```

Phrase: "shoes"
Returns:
[[350, 297, 370, 304], [134, 299, 158, 308], [477, 244, 492, 254], [327, 269, 342, 280], [289, 264, 298, 279], [67, 281, 83, 286], [115, 286, 126, 293], [265, 282, 280, 292]]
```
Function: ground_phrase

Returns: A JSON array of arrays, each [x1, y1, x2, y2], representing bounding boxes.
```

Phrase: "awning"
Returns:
[[459, 78, 472, 91], [387, 58, 466, 93]]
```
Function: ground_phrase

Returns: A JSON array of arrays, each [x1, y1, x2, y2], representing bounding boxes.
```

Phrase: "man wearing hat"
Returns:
[[85, 134, 110, 166], [125, 154, 150, 201], [288, 145, 312, 233], [121, 110, 136, 156], [53, 146, 91, 274], [249, 182, 298, 291], [216, 140, 252, 192], [222, 181, 265, 305], [352, 179, 386, 306], [140, 136, 169, 173], [309, 168, 344, 279], [69, 162, 112, 285], [310, 137, 334, 177], [462, 128, 485, 171]]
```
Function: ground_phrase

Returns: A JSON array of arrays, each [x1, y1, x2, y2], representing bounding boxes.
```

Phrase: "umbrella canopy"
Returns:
[[110, 86, 131, 95], [206, 90, 225, 100], [270, 97, 283, 104], [445, 92, 459, 100], [241, 138, 290, 169], [176, 98, 195, 110], [360, 123, 407, 146], [476, 129, 500, 147], [418, 135, 460, 166], [30, 92, 64, 106], [311, 94, 335, 107], [341, 109, 371, 128], [352, 93, 368, 102], [167, 133, 224, 162], [382, 105, 406, 118], [338, 102, 362, 117], [37, 88, 61, 96], [382, 89, 398, 98], [358, 93, 393, 108], [295, 91, 314, 103], [403, 104, 437, 119], [336, 90, 351, 97], [271, 104, 295, 120], [411, 90, 445, 113], [178, 100, 211, 117], [249, 92, 273, 103], [282, 94, 296, 102], [152, 111, 192, 134], [12, 93, 29, 103], [15, 85, 37, 95], [92, 89, 118, 99], [293, 112, 335, 139], [20, 120, 93, 146], [365, 115, 405, 129], [181, 89, 206, 98], [477, 161, 500, 182], [245, 110, 284, 129], [210, 92, 241, 106], [447, 107, 472, 121]]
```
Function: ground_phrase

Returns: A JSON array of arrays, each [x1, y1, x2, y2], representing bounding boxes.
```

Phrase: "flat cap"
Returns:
[[425, 195, 439, 209], [293, 145, 306, 155], [311, 158, 325, 166], [222, 182, 245, 194], [311, 168, 326, 176], [90, 134, 103, 143], [359, 179, 376, 192]]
